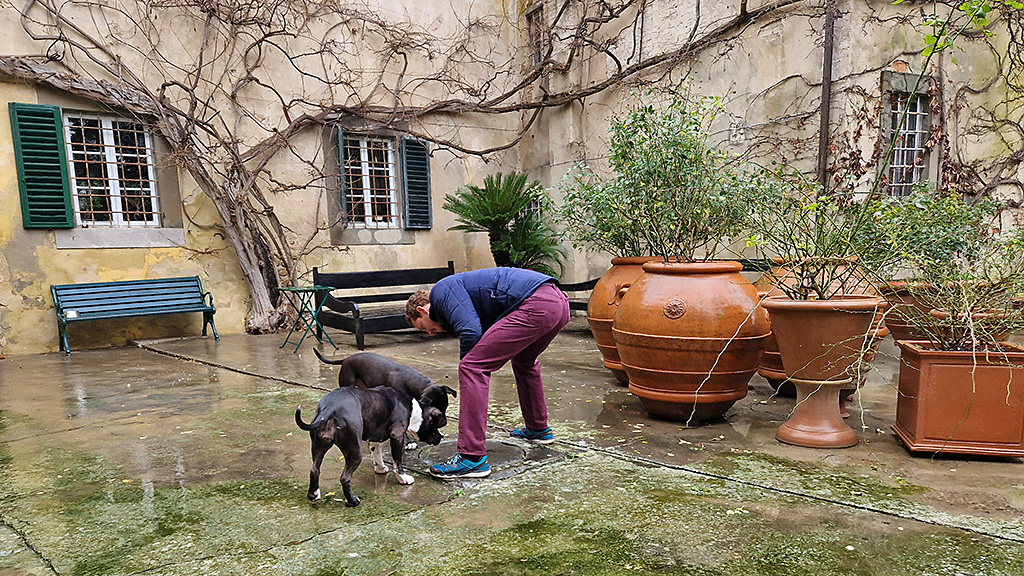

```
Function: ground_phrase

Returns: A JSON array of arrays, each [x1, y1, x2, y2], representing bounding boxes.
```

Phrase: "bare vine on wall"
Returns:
[[0, 0, 1020, 331]]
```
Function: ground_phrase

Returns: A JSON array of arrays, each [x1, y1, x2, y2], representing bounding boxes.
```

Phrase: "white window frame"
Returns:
[[63, 114, 161, 228], [887, 92, 931, 197], [342, 135, 399, 229]]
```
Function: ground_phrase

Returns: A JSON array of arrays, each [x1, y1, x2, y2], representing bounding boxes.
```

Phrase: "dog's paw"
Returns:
[[373, 462, 389, 474], [404, 441, 419, 450], [396, 473, 415, 485]]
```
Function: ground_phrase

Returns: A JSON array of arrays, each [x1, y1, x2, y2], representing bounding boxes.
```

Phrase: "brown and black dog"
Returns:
[[295, 386, 445, 507]]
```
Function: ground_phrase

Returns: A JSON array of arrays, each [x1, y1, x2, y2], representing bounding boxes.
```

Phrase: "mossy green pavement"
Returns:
[[1, 320, 1021, 575]]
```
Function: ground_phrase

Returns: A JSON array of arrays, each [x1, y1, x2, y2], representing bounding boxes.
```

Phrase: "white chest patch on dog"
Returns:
[[409, 400, 424, 434]]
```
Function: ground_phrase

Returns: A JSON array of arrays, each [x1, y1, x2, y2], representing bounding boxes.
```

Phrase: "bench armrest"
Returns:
[[322, 294, 361, 318]]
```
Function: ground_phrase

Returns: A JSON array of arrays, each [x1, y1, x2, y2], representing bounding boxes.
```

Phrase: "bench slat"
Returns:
[[313, 263, 455, 290]]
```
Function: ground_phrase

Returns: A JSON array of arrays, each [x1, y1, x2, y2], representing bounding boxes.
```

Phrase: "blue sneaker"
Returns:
[[510, 426, 554, 445], [429, 453, 491, 479]]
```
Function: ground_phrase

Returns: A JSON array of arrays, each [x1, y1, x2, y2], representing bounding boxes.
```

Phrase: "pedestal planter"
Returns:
[[760, 294, 885, 448], [755, 290, 795, 397], [586, 257, 662, 384], [840, 321, 889, 418], [892, 341, 1024, 457], [612, 261, 769, 422]]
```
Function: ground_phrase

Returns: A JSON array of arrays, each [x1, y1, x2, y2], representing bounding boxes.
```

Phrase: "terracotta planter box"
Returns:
[[893, 341, 1024, 457]]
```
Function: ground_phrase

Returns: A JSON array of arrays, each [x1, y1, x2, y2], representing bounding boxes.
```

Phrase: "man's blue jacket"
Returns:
[[429, 267, 554, 358]]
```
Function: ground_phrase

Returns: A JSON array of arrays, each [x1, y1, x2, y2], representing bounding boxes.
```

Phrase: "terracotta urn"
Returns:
[[754, 260, 880, 400], [760, 294, 886, 448], [586, 257, 662, 384], [893, 341, 1024, 456], [877, 281, 930, 341], [840, 319, 889, 418], [612, 260, 770, 423]]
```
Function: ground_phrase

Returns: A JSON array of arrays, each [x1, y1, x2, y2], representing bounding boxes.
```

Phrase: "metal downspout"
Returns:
[[817, 0, 837, 189]]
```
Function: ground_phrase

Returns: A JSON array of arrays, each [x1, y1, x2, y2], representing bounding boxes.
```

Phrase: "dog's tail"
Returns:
[[296, 406, 332, 431], [313, 347, 345, 366], [295, 406, 314, 431]]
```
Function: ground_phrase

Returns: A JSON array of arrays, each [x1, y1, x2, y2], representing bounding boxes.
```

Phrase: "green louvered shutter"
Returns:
[[401, 137, 431, 229], [337, 127, 350, 226], [8, 103, 73, 228]]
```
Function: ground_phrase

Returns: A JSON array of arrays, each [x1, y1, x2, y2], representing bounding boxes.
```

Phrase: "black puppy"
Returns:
[[295, 386, 444, 507], [313, 349, 457, 430]]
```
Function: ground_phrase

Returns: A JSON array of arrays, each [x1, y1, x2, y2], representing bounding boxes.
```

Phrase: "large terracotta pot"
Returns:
[[754, 260, 879, 399], [893, 341, 1024, 457], [612, 261, 770, 422], [586, 257, 662, 384], [877, 281, 930, 341], [760, 294, 886, 448]]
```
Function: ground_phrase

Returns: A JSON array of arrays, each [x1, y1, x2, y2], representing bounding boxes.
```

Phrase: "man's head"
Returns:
[[406, 290, 444, 335]]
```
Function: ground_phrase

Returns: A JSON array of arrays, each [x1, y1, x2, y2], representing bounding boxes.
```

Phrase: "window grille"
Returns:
[[64, 115, 160, 227], [887, 92, 930, 197], [343, 136, 398, 228], [525, 4, 546, 67]]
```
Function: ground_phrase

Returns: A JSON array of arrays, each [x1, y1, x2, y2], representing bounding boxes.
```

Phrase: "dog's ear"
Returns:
[[441, 385, 457, 398]]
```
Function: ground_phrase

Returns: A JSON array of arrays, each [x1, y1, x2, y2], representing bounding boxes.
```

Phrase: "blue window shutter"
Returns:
[[8, 103, 73, 229], [401, 137, 431, 229]]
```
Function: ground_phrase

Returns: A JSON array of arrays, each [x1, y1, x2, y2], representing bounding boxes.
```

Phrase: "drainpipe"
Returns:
[[817, 0, 837, 189]]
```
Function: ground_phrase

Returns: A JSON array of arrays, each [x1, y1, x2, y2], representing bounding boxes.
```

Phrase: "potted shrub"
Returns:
[[562, 91, 770, 423], [558, 165, 661, 384], [872, 195, 1024, 456], [860, 188, 999, 342], [746, 169, 891, 448]]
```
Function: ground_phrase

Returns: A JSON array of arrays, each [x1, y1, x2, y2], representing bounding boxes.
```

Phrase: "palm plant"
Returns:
[[498, 209, 567, 277], [443, 171, 565, 274]]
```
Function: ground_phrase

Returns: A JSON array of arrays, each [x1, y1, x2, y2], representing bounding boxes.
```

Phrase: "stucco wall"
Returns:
[[2, 0, 1022, 356]]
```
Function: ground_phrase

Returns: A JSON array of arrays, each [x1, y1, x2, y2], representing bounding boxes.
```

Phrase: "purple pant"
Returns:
[[456, 282, 570, 457]]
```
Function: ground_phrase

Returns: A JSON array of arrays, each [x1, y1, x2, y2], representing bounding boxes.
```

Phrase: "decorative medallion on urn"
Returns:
[[664, 298, 687, 319]]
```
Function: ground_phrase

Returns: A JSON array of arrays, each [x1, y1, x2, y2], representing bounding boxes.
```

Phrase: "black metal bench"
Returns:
[[51, 276, 219, 355], [557, 278, 600, 312], [312, 261, 456, 350]]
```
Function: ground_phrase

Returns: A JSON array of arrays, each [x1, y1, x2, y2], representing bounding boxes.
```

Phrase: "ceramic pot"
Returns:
[[760, 294, 886, 448], [754, 259, 877, 398], [893, 341, 1024, 456], [840, 320, 889, 418], [586, 257, 662, 384], [877, 281, 930, 341], [612, 261, 770, 423]]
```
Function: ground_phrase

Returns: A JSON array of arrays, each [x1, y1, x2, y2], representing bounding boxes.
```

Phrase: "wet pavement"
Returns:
[[1, 318, 1022, 575]]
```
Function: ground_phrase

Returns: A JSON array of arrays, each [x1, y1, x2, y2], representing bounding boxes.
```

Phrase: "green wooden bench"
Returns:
[[51, 276, 219, 355]]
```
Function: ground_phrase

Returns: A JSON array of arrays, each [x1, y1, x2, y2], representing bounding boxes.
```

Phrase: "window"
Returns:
[[334, 128, 432, 235], [64, 115, 160, 227], [886, 92, 930, 197], [880, 71, 936, 197], [9, 102, 179, 243], [525, 3, 547, 67], [342, 135, 398, 228]]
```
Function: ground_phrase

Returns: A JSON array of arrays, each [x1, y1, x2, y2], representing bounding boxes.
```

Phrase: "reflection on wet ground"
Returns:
[[0, 319, 1022, 575]]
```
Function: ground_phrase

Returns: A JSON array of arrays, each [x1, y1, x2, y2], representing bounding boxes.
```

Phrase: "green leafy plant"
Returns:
[[559, 91, 753, 262], [443, 171, 565, 275]]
